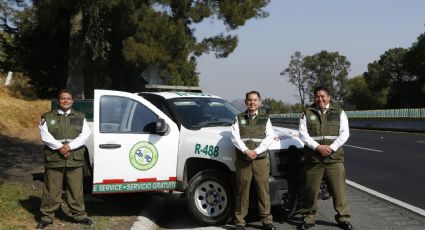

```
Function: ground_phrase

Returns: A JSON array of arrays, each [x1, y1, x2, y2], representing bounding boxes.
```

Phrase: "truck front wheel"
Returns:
[[186, 169, 233, 225]]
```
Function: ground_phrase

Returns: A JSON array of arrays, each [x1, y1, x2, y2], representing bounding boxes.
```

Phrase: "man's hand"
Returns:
[[58, 144, 71, 159], [315, 145, 333, 157], [244, 149, 257, 160]]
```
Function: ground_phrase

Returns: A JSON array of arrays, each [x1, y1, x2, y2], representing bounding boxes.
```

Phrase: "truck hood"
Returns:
[[270, 126, 304, 150], [189, 125, 304, 150]]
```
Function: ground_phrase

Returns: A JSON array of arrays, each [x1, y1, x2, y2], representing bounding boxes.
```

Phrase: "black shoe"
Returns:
[[298, 221, 315, 230], [74, 217, 93, 225], [235, 225, 245, 230], [36, 220, 52, 229], [263, 223, 276, 230], [337, 221, 353, 230]]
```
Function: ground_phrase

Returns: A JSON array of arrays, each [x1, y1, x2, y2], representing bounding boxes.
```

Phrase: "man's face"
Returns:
[[314, 90, 330, 109], [58, 92, 73, 111], [245, 93, 261, 113]]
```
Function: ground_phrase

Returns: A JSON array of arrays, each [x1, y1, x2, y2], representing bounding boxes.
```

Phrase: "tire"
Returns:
[[185, 169, 233, 225]]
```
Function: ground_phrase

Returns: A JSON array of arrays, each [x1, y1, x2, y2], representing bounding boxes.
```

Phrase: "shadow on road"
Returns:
[[0, 134, 44, 183]]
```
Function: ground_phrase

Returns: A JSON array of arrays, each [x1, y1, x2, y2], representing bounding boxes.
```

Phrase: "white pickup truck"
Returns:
[[71, 87, 309, 225]]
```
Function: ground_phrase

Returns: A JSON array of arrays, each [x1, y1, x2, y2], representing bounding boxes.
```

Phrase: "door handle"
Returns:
[[99, 144, 121, 149]]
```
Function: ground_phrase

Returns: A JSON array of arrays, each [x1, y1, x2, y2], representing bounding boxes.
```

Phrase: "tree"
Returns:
[[377, 48, 412, 108], [66, 1, 85, 98], [262, 98, 292, 114], [281, 50, 350, 106], [120, 0, 269, 86], [281, 51, 308, 109], [1, 0, 271, 98], [403, 32, 425, 107], [290, 102, 304, 113], [0, 0, 27, 72], [363, 48, 415, 108], [345, 75, 386, 109], [303, 50, 350, 103]]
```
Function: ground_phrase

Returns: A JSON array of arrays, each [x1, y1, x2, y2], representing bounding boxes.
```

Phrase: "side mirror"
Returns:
[[155, 118, 170, 136]]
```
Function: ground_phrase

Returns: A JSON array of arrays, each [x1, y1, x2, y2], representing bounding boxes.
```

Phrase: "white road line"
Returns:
[[346, 180, 425, 217], [345, 144, 383, 152], [417, 141, 425, 144]]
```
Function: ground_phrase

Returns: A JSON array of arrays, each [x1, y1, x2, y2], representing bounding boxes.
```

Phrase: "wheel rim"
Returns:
[[193, 180, 228, 217]]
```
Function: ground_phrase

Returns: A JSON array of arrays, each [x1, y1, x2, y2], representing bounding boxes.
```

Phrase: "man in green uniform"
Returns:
[[231, 91, 276, 230], [37, 89, 92, 229], [298, 86, 352, 230]]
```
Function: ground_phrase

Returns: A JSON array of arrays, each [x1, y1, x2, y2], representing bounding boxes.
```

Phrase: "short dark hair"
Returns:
[[245, 91, 261, 100], [313, 86, 330, 96], [57, 89, 73, 98]]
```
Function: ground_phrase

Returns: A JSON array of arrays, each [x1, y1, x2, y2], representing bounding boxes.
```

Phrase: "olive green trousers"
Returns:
[[235, 157, 273, 226], [40, 167, 87, 223], [302, 162, 351, 224]]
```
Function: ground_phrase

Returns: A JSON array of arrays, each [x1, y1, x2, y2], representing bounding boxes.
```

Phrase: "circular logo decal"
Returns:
[[129, 141, 158, 171], [240, 119, 247, 125], [310, 115, 317, 121]]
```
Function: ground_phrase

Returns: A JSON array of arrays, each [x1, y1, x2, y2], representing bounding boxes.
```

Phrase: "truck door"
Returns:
[[92, 90, 179, 194]]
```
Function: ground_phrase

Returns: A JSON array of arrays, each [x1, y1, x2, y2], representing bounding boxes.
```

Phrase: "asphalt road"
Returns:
[[131, 127, 425, 230], [344, 128, 425, 210], [280, 124, 425, 211], [135, 186, 425, 230]]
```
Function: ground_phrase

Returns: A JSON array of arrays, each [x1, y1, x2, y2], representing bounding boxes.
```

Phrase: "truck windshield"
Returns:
[[169, 98, 240, 130]]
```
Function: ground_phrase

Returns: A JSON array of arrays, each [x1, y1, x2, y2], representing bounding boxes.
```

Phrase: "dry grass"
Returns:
[[0, 75, 49, 143], [0, 75, 141, 229]]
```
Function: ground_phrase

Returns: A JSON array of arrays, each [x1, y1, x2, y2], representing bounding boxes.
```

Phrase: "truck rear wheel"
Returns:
[[281, 188, 302, 219], [186, 169, 233, 225]]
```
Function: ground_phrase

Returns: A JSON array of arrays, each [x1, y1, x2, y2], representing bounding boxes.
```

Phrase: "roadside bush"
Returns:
[[2, 73, 38, 99]]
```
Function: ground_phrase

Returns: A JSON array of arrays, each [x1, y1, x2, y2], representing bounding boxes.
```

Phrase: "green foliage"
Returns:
[[1, 0, 270, 98], [12, 0, 69, 98], [346, 75, 387, 109], [217, 0, 270, 29], [84, 0, 111, 61], [197, 34, 238, 58], [291, 102, 304, 113], [282, 50, 350, 106], [403, 32, 425, 107], [262, 98, 293, 114], [363, 47, 423, 108], [303, 50, 350, 102], [0, 0, 27, 72]]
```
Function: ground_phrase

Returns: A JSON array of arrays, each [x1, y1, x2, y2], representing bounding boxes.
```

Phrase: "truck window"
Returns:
[[143, 97, 173, 120], [169, 98, 240, 130], [99, 96, 158, 133]]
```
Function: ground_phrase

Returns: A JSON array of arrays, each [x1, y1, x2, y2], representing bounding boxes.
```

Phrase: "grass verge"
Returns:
[[0, 179, 141, 229], [0, 75, 141, 229], [0, 180, 41, 229]]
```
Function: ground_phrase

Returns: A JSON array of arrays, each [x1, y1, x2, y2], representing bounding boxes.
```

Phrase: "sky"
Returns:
[[193, 0, 425, 104]]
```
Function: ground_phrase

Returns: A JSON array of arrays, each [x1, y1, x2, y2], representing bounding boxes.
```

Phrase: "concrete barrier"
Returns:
[[270, 117, 425, 133]]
